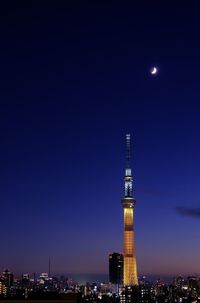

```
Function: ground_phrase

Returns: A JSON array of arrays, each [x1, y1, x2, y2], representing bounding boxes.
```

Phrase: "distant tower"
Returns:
[[121, 134, 138, 286], [109, 252, 123, 285], [48, 257, 51, 278]]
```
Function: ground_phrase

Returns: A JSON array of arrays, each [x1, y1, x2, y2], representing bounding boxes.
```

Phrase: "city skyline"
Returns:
[[1, 2, 200, 277]]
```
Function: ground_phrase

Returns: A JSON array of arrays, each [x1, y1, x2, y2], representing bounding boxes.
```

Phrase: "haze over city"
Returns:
[[1, 1, 200, 278]]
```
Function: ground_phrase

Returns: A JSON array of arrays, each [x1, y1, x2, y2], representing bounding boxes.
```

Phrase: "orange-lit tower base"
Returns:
[[121, 134, 138, 286]]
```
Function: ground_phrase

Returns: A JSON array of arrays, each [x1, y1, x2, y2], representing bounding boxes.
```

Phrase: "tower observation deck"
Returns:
[[121, 134, 138, 286]]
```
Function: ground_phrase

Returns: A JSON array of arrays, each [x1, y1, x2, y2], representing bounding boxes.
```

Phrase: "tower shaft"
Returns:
[[123, 199, 138, 285], [122, 134, 138, 286]]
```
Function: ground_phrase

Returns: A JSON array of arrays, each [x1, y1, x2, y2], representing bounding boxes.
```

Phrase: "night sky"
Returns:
[[1, 2, 200, 277]]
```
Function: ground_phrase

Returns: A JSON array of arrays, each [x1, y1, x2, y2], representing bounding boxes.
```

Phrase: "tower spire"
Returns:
[[124, 134, 133, 198], [48, 257, 51, 278], [126, 134, 131, 169]]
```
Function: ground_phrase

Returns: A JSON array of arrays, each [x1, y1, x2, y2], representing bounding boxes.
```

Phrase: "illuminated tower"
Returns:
[[122, 134, 138, 286]]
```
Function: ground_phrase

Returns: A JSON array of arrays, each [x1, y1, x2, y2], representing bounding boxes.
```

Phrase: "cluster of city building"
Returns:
[[109, 252, 200, 303], [0, 267, 200, 302], [0, 269, 78, 300]]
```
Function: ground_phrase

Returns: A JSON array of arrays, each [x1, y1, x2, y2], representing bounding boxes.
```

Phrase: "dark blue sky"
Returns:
[[1, 1, 200, 276]]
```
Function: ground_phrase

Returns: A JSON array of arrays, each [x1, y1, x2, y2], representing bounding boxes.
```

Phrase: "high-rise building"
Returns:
[[121, 134, 138, 286], [109, 252, 123, 285], [2, 269, 14, 288], [0, 282, 6, 297]]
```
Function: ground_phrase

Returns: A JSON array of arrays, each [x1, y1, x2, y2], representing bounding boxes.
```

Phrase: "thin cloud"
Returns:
[[176, 207, 200, 218]]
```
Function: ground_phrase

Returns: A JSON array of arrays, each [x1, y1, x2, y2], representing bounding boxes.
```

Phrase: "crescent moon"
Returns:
[[151, 67, 157, 74]]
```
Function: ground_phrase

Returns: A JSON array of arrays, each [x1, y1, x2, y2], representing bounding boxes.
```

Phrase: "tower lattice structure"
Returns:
[[121, 134, 138, 286]]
